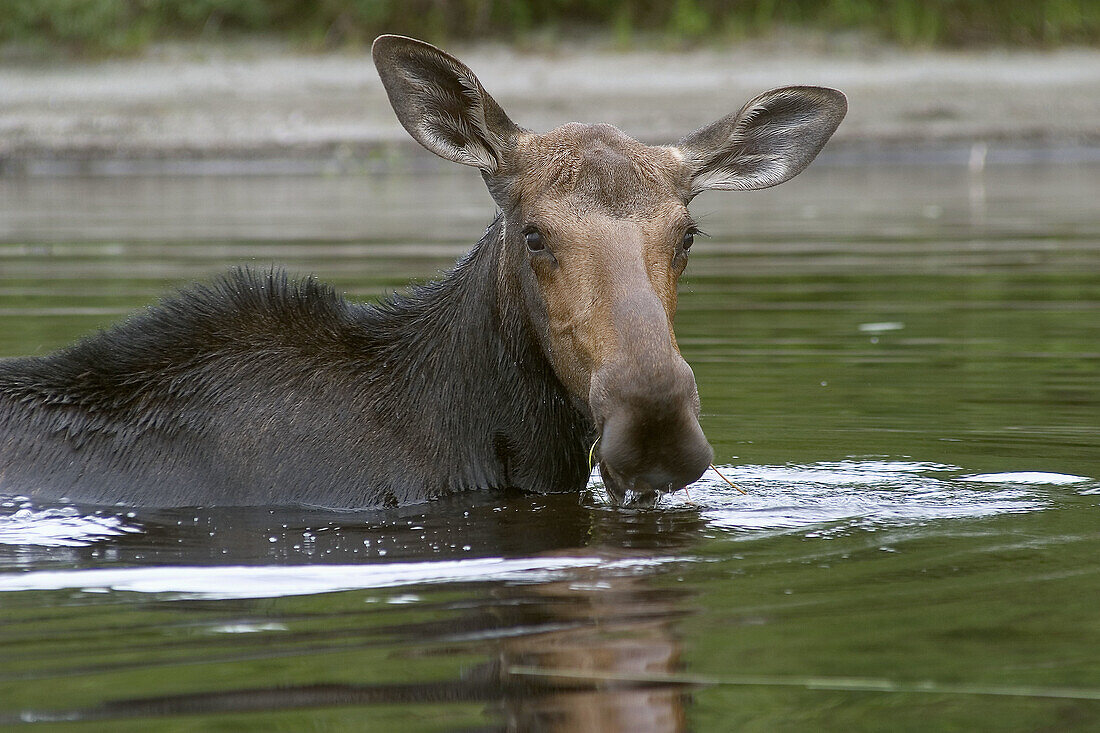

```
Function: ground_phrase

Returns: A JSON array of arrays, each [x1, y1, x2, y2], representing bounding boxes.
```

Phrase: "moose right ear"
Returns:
[[372, 35, 522, 175], [675, 86, 847, 197]]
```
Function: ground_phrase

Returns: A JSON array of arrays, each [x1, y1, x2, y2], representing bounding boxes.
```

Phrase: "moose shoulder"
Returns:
[[0, 36, 845, 509]]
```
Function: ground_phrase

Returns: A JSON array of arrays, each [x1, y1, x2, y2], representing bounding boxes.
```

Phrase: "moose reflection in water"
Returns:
[[0, 35, 845, 509], [7, 495, 702, 732]]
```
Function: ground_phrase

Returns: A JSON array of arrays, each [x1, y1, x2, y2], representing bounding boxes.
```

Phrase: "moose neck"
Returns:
[[377, 214, 594, 497]]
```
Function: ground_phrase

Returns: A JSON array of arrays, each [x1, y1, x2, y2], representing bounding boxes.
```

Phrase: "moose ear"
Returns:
[[676, 86, 846, 197], [372, 35, 522, 174]]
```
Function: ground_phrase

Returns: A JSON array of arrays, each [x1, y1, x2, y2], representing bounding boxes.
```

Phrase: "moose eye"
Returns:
[[524, 229, 544, 252], [682, 231, 695, 251]]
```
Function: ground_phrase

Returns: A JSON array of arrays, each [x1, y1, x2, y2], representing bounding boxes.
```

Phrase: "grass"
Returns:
[[1, 0, 1098, 57]]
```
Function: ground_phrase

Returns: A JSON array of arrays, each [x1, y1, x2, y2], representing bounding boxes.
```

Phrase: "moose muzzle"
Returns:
[[590, 353, 712, 508]]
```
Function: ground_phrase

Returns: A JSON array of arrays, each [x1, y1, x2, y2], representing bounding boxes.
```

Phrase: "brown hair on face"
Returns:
[[499, 125, 695, 400]]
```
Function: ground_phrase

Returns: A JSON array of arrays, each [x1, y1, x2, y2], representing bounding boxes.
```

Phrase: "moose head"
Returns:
[[373, 36, 846, 506]]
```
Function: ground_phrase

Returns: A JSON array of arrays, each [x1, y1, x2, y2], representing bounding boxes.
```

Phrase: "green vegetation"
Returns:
[[1, 0, 1098, 55]]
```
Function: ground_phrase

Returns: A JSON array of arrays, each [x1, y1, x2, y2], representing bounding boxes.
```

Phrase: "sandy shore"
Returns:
[[1, 39, 1098, 169]]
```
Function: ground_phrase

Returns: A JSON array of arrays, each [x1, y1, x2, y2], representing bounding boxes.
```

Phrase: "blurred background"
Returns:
[[2, 0, 1099, 53], [2, 4, 1100, 732], [1, 0, 1099, 170]]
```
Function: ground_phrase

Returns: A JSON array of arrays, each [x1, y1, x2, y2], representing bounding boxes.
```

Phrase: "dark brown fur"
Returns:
[[0, 226, 592, 507]]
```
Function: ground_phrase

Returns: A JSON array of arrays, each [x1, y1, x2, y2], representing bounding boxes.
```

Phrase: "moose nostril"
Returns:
[[637, 469, 680, 493], [642, 440, 711, 493], [598, 409, 712, 496]]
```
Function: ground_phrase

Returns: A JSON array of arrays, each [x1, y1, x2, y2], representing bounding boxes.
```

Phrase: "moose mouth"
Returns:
[[598, 459, 683, 510], [591, 390, 713, 509]]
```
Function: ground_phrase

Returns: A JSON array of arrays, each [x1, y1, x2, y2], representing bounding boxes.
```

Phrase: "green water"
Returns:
[[1, 158, 1099, 731]]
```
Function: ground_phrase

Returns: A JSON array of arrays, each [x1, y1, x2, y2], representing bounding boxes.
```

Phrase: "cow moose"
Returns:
[[0, 36, 845, 509]]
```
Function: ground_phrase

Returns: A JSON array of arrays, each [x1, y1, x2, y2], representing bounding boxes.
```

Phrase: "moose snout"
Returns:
[[590, 359, 713, 507]]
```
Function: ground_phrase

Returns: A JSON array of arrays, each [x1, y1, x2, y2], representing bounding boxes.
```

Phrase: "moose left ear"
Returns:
[[676, 86, 847, 197], [372, 34, 522, 175]]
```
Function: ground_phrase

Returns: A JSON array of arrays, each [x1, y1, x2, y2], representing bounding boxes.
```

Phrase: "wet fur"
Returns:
[[0, 217, 594, 508]]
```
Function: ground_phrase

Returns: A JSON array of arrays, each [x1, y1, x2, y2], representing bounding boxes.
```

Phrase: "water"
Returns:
[[1, 156, 1099, 730]]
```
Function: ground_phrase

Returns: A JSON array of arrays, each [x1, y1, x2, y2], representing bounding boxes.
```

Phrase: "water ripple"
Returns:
[[651, 460, 1060, 535]]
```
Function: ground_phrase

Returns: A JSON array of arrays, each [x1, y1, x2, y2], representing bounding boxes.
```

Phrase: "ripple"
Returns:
[[597, 460, 1053, 536]]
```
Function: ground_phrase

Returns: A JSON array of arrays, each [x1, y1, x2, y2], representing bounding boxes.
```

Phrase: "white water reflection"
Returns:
[[0, 502, 141, 547], [0, 555, 680, 600], [650, 460, 1058, 535], [959, 471, 1091, 485]]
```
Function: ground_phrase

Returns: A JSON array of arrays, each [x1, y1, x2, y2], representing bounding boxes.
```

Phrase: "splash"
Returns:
[[0, 501, 141, 548]]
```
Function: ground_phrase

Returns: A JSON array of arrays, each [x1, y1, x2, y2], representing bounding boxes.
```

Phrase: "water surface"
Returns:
[[1, 156, 1099, 731]]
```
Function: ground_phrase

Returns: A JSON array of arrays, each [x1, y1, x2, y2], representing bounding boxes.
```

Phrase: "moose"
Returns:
[[0, 36, 845, 509]]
